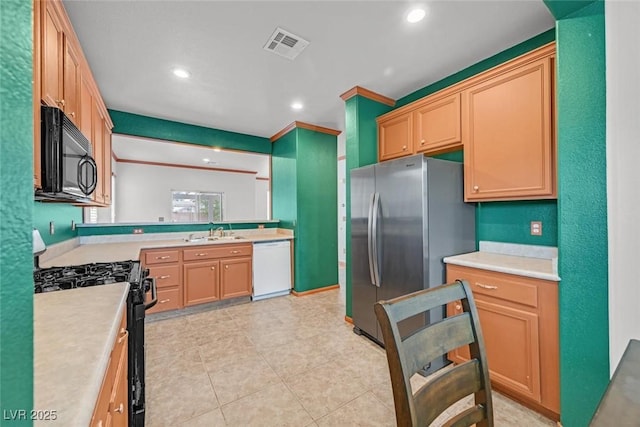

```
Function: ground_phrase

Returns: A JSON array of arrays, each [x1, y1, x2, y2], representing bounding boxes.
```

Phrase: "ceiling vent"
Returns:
[[263, 27, 309, 60]]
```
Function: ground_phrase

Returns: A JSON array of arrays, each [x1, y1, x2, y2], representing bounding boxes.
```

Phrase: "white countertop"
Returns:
[[443, 241, 560, 282], [41, 230, 294, 267], [34, 283, 129, 426]]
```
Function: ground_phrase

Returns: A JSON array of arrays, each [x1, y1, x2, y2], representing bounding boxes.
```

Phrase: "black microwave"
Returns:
[[36, 106, 97, 202]]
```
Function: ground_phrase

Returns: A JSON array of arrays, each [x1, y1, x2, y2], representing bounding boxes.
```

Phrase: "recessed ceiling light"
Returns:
[[406, 8, 426, 23], [291, 102, 303, 111], [173, 68, 191, 79]]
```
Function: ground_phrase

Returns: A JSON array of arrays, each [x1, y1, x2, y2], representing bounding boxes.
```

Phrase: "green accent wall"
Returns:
[[545, 0, 597, 19], [76, 221, 277, 236], [109, 110, 272, 154], [344, 95, 393, 317], [552, 1, 609, 425], [33, 202, 82, 245], [0, 0, 34, 422], [476, 201, 558, 246], [272, 127, 338, 292]]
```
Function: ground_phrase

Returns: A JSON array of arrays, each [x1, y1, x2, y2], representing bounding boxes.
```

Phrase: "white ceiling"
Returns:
[[112, 134, 271, 177], [63, 0, 554, 139]]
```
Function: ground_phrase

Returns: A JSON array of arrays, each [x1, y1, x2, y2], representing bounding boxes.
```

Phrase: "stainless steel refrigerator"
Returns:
[[350, 155, 475, 373]]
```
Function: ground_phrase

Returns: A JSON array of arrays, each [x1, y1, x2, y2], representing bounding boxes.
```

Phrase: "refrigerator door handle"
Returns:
[[367, 193, 376, 285], [372, 192, 381, 287]]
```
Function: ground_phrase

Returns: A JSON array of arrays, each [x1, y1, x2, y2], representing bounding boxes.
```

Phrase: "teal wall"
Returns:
[[0, 0, 34, 422], [272, 127, 338, 292], [476, 201, 558, 246], [33, 202, 82, 245], [271, 130, 297, 230], [344, 95, 393, 316], [109, 110, 272, 154], [551, 1, 609, 425], [76, 221, 277, 236], [296, 129, 338, 291]]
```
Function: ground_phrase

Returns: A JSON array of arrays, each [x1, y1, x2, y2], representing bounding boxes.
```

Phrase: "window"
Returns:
[[171, 191, 223, 222]]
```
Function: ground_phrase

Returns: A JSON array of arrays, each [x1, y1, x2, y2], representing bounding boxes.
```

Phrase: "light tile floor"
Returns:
[[145, 285, 556, 426]]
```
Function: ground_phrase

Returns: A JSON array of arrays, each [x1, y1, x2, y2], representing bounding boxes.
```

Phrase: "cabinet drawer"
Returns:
[[183, 244, 252, 261], [148, 265, 180, 288], [146, 287, 181, 314], [143, 249, 180, 265], [448, 265, 538, 308]]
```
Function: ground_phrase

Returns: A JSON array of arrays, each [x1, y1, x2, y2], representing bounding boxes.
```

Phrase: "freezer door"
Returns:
[[375, 156, 426, 340], [350, 165, 379, 340]]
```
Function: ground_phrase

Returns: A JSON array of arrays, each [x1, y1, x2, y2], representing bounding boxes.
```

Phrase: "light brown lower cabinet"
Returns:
[[220, 257, 252, 299], [446, 264, 559, 420], [91, 306, 128, 427], [184, 260, 220, 306], [141, 243, 253, 313]]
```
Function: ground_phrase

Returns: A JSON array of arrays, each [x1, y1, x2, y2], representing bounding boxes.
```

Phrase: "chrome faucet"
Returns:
[[216, 227, 225, 237]]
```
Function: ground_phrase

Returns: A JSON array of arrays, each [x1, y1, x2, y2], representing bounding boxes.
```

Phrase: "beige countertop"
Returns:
[[41, 231, 294, 267], [34, 283, 129, 426], [444, 251, 560, 281]]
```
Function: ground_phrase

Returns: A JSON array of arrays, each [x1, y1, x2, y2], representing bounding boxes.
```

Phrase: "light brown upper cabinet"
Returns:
[[36, 0, 114, 205], [378, 112, 413, 161], [463, 56, 555, 201], [414, 93, 461, 154], [41, 0, 64, 110]]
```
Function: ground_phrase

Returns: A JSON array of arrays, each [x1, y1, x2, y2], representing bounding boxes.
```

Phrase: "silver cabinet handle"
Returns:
[[114, 403, 124, 413], [476, 282, 498, 290], [211, 266, 215, 270], [156, 255, 171, 260], [159, 275, 171, 279], [225, 265, 229, 269], [159, 299, 171, 304], [195, 253, 208, 257], [473, 185, 479, 191], [455, 304, 462, 311], [230, 250, 240, 254]]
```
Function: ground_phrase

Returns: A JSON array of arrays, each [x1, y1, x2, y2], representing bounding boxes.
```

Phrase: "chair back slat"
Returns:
[[445, 405, 487, 427], [403, 313, 474, 376], [385, 283, 466, 323], [414, 360, 482, 425], [374, 280, 494, 427]]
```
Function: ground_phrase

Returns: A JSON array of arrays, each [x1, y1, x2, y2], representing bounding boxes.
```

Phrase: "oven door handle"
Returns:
[[144, 277, 158, 310]]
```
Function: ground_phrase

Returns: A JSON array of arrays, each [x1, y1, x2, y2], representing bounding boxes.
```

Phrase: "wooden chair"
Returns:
[[374, 280, 493, 427]]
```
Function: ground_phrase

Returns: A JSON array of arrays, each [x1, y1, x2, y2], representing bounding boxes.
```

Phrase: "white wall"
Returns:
[[115, 161, 259, 222], [606, 0, 640, 374], [255, 179, 269, 219], [337, 133, 346, 264]]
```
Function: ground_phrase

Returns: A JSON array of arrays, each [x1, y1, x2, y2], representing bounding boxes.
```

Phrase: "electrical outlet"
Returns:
[[133, 228, 144, 234], [530, 221, 542, 236], [49, 221, 55, 235]]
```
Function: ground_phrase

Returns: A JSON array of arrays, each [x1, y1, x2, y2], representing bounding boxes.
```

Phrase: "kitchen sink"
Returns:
[[207, 235, 245, 241]]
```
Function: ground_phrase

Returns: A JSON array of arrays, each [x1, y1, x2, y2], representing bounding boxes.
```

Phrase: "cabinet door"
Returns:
[[184, 260, 220, 306], [446, 301, 471, 364], [91, 102, 105, 204], [414, 93, 461, 154], [476, 297, 542, 403], [79, 74, 93, 140], [109, 332, 128, 427], [102, 122, 112, 205], [378, 112, 412, 161], [41, 1, 64, 108], [220, 257, 252, 299], [463, 57, 554, 201], [63, 38, 80, 124]]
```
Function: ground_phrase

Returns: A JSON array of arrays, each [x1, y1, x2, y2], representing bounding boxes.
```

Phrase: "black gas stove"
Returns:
[[34, 260, 141, 293], [34, 260, 156, 427]]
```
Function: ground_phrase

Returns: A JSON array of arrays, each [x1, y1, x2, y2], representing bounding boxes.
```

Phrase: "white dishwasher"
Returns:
[[252, 240, 292, 301]]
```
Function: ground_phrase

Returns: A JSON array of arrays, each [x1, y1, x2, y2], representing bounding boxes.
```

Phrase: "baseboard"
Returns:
[[344, 315, 353, 324], [291, 284, 339, 297]]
